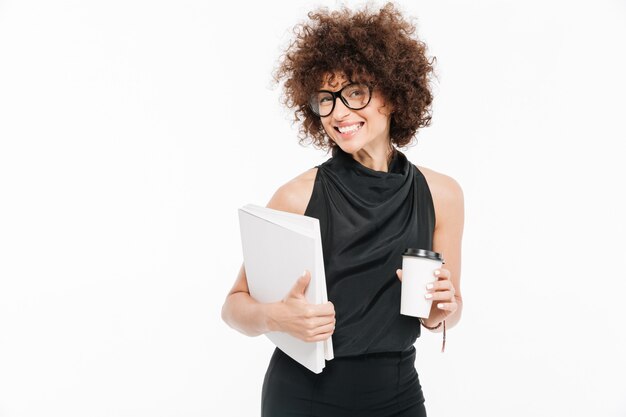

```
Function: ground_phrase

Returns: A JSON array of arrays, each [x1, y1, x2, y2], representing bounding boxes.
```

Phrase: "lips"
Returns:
[[335, 122, 364, 135]]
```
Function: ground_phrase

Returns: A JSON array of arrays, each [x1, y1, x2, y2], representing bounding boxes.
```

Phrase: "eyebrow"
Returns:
[[320, 79, 351, 90]]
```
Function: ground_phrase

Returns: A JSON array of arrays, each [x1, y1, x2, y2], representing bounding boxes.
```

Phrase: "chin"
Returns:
[[335, 141, 360, 154]]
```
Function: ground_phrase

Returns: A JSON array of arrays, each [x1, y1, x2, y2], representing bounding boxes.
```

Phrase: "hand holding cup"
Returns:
[[396, 266, 458, 325], [396, 248, 457, 324]]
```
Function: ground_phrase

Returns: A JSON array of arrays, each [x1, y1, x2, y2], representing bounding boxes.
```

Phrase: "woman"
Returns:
[[221, 3, 464, 416]]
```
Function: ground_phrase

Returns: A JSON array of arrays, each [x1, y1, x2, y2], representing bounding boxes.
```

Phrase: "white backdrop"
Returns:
[[1, 0, 625, 416]]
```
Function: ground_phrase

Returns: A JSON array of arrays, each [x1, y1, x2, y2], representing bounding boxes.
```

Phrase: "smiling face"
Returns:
[[318, 72, 393, 155]]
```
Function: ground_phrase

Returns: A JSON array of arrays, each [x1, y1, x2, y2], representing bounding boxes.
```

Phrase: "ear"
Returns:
[[380, 102, 394, 116]]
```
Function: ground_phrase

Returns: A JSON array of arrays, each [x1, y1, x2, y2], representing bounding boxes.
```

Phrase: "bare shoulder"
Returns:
[[224, 168, 318, 300], [416, 165, 464, 201], [415, 165, 464, 228], [266, 167, 318, 215]]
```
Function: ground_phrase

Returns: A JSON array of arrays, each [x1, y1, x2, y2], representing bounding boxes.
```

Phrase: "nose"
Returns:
[[333, 96, 351, 119]]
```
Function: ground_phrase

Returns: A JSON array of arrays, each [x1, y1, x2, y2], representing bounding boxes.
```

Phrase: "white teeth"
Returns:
[[338, 123, 363, 134]]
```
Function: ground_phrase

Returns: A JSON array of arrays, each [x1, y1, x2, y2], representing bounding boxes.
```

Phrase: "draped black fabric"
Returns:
[[304, 146, 436, 357]]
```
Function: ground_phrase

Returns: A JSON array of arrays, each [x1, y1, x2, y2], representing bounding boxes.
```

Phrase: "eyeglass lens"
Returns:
[[310, 84, 371, 117]]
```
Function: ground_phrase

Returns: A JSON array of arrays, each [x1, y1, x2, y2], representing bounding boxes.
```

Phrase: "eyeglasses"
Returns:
[[308, 83, 373, 117]]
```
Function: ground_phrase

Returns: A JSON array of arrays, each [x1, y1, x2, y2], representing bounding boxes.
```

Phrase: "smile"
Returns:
[[335, 122, 364, 134]]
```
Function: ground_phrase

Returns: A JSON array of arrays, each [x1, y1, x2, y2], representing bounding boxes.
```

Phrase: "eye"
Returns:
[[345, 85, 367, 98]]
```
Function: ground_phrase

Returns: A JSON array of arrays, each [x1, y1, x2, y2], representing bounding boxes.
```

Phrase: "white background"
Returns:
[[1, 0, 625, 416]]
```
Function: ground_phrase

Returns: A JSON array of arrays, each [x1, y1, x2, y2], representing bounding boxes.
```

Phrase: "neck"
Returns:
[[348, 142, 395, 173]]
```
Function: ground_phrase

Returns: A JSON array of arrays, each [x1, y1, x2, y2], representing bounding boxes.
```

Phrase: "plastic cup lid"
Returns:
[[402, 248, 443, 262]]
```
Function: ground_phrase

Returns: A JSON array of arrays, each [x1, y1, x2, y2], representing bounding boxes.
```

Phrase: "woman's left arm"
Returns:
[[422, 171, 465, 332]]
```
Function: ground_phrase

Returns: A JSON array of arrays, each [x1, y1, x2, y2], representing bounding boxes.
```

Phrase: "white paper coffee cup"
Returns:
[[400, 248, 444, 318]]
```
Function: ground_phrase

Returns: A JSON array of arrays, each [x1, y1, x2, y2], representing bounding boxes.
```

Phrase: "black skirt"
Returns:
[[261, 346, 427, 417]]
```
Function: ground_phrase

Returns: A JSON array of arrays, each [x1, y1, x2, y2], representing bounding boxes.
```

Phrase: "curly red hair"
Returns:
[[273, 2, 436, 152]]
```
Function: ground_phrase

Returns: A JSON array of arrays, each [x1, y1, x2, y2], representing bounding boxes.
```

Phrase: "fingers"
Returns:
[[303, 319, 336, 342], [288, 270, 311, 298], [425, 268, 456, 307], [299, 303, 335, 342], [312, 318, 336, 334], [307, 315, 336, 329], [317, 301, 335, 316], [397, 268, 450, 282], [306, 330, 334, 342], [429, 269, 457, 314], [434, 268, 451, 280], [435, 301, 457, 312], [425, 289, 455, 301], [298, 305, 334, 324], [298, 301, 335, 318], [427, 269, 455, 293]]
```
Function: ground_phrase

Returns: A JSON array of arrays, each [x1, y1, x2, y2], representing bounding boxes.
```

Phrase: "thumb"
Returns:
[[288, 270, 311, 298]]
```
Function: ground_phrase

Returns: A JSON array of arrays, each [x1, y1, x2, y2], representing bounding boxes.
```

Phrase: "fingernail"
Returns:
[[396, 269, 401, 274], [434, 270, 441, 276], [424, 293, 433, 299], [426, 283, 434, 290], [437, 303, 445, 309], [302, 270, 307, 277]]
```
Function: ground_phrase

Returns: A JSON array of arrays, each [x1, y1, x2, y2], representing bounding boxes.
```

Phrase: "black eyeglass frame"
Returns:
[[308, 82, 374, 118]]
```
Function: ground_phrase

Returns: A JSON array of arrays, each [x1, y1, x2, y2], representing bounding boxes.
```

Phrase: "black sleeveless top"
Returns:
[[304, 146, 436, 358]]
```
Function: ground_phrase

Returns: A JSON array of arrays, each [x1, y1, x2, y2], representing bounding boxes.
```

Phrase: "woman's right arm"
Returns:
[[220, 263, 276, 337], [221, 172, 335, 341], [221, 264, 335, 340]]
